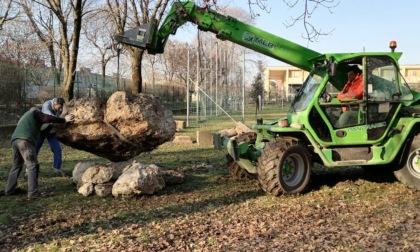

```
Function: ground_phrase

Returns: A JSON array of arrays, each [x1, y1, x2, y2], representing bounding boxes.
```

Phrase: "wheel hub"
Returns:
[[283, 160, 294, 176], [281, 154, 304, 187], [408, 150, 420, 179]]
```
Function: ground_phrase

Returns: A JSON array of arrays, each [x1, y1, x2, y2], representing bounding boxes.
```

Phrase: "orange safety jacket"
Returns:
[[337, 74, 363, 100], [337, 74, 363, 112]]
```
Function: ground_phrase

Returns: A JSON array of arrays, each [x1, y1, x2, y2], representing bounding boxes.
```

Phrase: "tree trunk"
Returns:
[[130, 48, 144, 93], [62, 67, 75, 101], [102, 62, 106, 97]]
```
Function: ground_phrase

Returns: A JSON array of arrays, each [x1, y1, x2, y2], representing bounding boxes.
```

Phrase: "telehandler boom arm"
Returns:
[[114, 1, 322, 72]]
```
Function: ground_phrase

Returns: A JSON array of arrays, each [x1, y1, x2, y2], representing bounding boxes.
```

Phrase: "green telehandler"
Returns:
[[115, 1, 420, 196]]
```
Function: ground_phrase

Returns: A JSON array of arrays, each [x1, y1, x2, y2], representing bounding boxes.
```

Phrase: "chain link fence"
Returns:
[[0, 61, 250, 126]]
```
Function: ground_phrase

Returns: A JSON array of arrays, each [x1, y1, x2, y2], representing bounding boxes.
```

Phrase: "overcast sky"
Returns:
[[173, 0, 420, 67]]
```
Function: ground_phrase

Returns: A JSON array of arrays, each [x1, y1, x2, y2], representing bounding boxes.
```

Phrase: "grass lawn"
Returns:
[[0, 103, 419, 251]]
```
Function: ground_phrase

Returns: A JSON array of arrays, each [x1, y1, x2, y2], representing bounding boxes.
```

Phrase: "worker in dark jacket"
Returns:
[[4, 107, 73, 200]]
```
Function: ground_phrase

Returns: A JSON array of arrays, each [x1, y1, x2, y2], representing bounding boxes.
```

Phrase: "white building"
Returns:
[[264, 65, 420, 101]]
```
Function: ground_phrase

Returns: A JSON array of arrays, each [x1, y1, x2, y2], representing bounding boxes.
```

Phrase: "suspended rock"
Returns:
[[56, 91, 176, 162]]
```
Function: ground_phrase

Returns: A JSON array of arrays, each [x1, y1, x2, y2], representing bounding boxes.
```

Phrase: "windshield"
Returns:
[[290, 69, 326, 112]]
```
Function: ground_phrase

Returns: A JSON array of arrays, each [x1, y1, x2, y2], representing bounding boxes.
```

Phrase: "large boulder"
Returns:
[[112, 163, 165, 197], [81, 165, 114, 184], [56, 91, 176, 161], [72, 161, 97, 186]]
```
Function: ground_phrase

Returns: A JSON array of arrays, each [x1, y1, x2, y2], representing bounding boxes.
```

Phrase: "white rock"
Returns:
[[81, 165, 114, 184], [112, 163, 165, 197], [94, 182, 114, 197], [78, 182, 94, 196], [72, 161, 97, 186]]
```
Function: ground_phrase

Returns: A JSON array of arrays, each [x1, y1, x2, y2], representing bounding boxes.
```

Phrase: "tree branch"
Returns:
[[0, 0, 19, 30], [282, 0, 339, 42]]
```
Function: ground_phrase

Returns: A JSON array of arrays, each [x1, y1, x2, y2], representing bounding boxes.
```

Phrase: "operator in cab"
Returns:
[[337, 65, 363, 127]]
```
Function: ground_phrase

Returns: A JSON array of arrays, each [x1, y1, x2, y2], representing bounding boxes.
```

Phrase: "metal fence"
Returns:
[[0, 61, 248, 123], [0, 61, 190, 112]]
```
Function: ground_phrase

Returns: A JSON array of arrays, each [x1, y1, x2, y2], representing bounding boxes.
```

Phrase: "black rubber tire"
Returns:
[[257, 137, 312, 195], [228, 160, 257, 180], [394, 135, 420, 190]]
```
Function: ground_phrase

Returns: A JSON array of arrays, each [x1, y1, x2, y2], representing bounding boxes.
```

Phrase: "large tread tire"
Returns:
[[228, 160, 257, 180], [394, 135, 420, 190], [257, 137, 312, 196]]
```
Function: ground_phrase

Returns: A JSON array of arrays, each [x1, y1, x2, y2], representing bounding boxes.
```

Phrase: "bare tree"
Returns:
[[18, 0, 62, 89], [30, 0, 94, 101], [106, 0, 171, 94], [245, 0, 338, 41], [0, 21, 48, 66], [0, 19, 49, 107], [143, 52, 159, 93], [159, 40, 184, 86], [199, 6, 259, 99], [0, 0, 18, 30], [282, 0, 339, 41], [246, 0, 271, 18], [82, 8, 115, 92]]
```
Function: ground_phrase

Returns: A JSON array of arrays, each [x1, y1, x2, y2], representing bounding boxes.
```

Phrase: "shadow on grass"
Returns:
[[310, 165, 398, 191]]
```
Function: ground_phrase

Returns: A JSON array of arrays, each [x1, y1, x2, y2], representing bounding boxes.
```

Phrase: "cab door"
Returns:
[[365, 56, 401, 141], [316, 62, 368, 145]]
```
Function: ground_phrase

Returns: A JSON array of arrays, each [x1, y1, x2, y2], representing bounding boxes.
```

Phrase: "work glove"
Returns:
[[40, 124, 53, 138], [65, 114, 75, 123]]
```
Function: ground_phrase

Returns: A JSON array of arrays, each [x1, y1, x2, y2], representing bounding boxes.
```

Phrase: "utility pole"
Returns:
[[215, 41, 218, 116], [242, 50, 245, 123], [196, 30, 200, 122], [113, 43, 123, 90], [187, 47, 190, 127]]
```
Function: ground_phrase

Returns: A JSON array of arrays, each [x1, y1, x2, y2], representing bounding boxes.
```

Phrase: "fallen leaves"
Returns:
[[1, 168, 420, 251]]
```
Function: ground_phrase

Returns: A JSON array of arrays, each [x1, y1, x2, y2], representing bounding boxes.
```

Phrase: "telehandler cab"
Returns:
[[115, 1, 420, 195]]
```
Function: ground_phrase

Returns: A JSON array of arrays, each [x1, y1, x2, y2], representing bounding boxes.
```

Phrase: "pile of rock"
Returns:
[[73, 160, 185, 197]]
